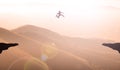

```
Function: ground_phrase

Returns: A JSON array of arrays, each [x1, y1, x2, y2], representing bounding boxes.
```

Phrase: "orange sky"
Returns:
[[0, 0, 120, 41]]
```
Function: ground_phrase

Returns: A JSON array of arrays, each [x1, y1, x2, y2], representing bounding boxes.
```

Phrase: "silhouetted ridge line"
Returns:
[[102, 43, 120, 53], [0, 42, 18, 54], [13, 25, 61, 36]]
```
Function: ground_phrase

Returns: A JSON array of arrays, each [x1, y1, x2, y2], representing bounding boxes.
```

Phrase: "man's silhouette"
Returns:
[[0, 43, 18, 54], [56, 11, 64, 18]]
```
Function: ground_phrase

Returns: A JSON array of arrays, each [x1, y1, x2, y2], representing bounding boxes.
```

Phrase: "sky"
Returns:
[[0, 0, 120, 41]]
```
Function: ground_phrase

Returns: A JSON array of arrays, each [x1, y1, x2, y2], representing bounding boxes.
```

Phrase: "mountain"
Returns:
[[46, 49, 93, 70], [13, 25, 61, 43], [0, 39, 33, 70], [13, 25, 109, 51], [0, 27, 94, 70], [0, 27, 48, 70], [13, 25, 120, 70], [0, 27, 43, 57]]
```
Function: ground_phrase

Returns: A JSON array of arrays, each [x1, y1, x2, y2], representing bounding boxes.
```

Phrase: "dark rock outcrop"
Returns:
[[102, 43, 120, 53], [0, 43, 18, 53]]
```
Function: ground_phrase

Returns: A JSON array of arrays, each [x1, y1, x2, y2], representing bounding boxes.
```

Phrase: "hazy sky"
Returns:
[[0, 0, 120, 41]]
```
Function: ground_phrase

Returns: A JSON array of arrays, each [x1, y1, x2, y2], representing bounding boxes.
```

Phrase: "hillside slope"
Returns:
[[13, 25, 120, 70]]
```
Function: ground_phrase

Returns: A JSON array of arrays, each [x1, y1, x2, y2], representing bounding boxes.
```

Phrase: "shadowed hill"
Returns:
[[0, 26, 95, 70], [12, 25, 120, 70], [0, 39, 34, 70], [0, 39, 48, 70], [46, 50, 93, 70], [0, 28, 49, 70], [0, 42, 18, 53], [103, 43, 120, 53], [0, 27, 43, 57], [13, 25, 109, 48], [12, 25, 94, 70], [13, 25, 61, 43]]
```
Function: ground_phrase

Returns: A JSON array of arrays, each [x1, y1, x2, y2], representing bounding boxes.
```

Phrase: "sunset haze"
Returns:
[[0, 0, 120, 41]]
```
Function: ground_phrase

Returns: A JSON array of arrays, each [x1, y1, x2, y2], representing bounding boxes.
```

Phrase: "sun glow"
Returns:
[[0, 0, 118, 16], [0, 0, 120, 41]]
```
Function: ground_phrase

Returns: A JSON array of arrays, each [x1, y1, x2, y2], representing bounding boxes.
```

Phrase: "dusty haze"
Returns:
[[0, 0, 120, 41]]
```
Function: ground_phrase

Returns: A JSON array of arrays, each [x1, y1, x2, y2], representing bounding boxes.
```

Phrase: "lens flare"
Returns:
[[8, 56, 29, 70], [8, 56, 49, 70], [40, 43, 58, 61], [24, 57, 49, 70]]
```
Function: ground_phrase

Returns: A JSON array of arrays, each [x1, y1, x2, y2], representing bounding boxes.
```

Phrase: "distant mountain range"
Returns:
[[0, 25, 120, 70]]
